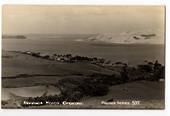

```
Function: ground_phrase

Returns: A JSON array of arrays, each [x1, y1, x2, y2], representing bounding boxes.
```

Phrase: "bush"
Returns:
[[78, 79, 109, 97], [89, 83, 109, 96], [1, 101, 8, 106], [137, 64, 153, 73], [64, 91, 83, 102]]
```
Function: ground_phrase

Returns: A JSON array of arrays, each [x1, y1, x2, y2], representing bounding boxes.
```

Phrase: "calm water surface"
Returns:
[[2, 35, 165, 65]]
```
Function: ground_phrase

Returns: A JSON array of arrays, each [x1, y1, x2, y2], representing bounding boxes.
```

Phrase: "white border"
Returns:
[[0, 0, 169, 116]]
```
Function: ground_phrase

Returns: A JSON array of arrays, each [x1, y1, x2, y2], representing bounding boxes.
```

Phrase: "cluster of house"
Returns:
[[22, 51, 143, 67], [22, 51, 106, 64]]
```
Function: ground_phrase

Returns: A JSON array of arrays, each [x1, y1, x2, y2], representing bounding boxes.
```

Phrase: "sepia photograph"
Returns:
[[1, 5, 165, 109]]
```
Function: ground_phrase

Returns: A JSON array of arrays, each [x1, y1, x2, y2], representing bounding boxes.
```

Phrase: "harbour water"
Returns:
[[2, 34, 165, 65]]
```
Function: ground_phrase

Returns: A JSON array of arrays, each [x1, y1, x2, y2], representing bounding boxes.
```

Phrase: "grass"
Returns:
[[1, 51, 165, 109], [2, 51, 113, 77]]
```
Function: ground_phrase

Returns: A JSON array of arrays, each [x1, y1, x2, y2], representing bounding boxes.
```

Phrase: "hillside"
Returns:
[[75, 30, 164, 44]]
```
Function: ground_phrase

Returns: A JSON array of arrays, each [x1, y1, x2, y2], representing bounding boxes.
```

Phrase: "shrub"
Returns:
[[64, 91, 83, 102], [78, 80, 109, 97], [137, 64, 153, 73]]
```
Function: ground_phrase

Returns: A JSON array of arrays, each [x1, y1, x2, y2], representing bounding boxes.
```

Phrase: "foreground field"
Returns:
[[2, 81, 164, 109], [1, 51, 165, 109]]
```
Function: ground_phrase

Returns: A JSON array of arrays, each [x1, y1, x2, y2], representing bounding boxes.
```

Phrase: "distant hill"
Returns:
[[2, 35, 26, 39], [75, 31, 164, 44]]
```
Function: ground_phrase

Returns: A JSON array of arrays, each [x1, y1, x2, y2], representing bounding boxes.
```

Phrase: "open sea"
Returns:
[[2, 34, 165, 65]]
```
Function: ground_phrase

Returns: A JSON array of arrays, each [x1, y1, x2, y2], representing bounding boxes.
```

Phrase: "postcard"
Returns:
[[2, 5, 165, 109]]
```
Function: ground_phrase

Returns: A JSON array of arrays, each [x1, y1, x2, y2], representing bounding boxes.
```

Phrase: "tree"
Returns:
[[120, 64, 129, 82]]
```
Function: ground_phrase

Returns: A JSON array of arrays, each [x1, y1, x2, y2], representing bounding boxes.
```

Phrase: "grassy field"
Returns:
[[2, 50, 114, 88], [2, 81, 164, 109], [2, 51, 113, 77], [2, 85, 60, 100], [1, 51, 165, 109]]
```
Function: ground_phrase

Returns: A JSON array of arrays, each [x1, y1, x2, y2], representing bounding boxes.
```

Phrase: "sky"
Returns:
[[2, 5, 165, 34]]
